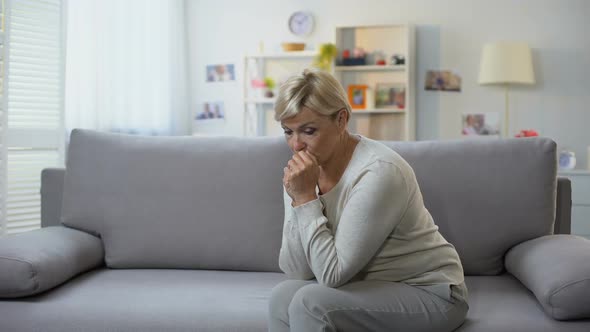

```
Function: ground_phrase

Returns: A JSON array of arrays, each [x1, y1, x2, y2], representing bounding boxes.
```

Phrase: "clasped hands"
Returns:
[[283, 151, 320, 207]]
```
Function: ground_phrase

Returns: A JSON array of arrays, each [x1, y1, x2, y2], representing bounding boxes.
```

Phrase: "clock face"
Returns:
[[288, 11, 314, 36]]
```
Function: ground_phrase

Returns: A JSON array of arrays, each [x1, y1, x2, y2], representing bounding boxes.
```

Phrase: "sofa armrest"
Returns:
[[505, 235, 590, 320], [0, 226, 104, 298], [555, 177, 572, 234], [41, 167, 66, 228]]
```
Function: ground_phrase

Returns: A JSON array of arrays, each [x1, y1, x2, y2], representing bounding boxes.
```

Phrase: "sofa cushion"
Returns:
[[0, 269, 287, 332], [458, 275, 590, 332], [505, 235, 590, 320], [383, 138, 557, 275], [1, 270, 589, 332], [61, 129, 291, 271], [0, 226, 104, 298]]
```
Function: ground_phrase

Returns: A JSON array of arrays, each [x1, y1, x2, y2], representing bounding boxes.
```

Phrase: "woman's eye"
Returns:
[[283, 130, 292, 135], [303, 129, 316, 135]]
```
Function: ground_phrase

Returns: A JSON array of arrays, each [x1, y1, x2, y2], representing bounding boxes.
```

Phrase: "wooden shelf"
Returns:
[[244, 98, 276, 104], [558, 169, 590, 176], [351, 108, 405, 114], [245, 51, 317, 59], [336, 24, 408, 29], [335, 65, 405, 72]]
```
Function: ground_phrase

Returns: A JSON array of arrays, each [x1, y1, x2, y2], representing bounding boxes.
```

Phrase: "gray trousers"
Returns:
[[268, 279, 469, 332]]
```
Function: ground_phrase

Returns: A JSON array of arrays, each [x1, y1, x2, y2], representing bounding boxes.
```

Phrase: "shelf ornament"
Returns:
[[314, 43, 337, 71]]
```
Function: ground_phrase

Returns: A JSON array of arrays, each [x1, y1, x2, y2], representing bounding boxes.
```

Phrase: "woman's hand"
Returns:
[[283, 151, 319, 206]]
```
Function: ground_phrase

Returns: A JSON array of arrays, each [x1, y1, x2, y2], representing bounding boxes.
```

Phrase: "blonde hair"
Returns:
[[274, 69, 351, 121]]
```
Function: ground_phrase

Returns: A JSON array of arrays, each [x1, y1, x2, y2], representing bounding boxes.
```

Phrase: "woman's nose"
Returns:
[[291, 136, 306, 152]]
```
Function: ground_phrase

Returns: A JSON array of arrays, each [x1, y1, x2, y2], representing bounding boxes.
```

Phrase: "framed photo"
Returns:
[[425, 70, 462, 92], [375, 83, 406, 109], [195, 101, 225, 121], [206, 64, 235, 82], [461, 112, 500, 136], [348, 85, 368, 109]]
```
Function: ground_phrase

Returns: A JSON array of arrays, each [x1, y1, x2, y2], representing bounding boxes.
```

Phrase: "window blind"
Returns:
[[1, 0, 64, 235], [8, 0, 62, 130], [6, 149, 57, 233], [0, 0, 8, 234]]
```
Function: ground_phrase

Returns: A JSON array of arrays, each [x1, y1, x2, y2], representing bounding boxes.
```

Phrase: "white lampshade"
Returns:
[[478, 42, 535, 85]]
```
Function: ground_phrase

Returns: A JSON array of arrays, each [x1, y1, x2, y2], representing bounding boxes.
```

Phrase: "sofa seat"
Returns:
[[1, 268, 590, 331], [460, 275, 590, 332], [0, 268, 288, 332]]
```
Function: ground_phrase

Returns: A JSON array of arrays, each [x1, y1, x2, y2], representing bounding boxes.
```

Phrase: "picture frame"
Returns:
[[375, 83, 406, 109], [195, 101, 225, 121], [461, 112, 500, 136], [347, 85, 368, 109], [206, 64, 235, 82], [425, 70, 462, 92]]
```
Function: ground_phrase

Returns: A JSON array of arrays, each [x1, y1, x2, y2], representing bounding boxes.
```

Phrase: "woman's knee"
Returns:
[[269, 280, 315, 320], [287, 284, 332, 320]]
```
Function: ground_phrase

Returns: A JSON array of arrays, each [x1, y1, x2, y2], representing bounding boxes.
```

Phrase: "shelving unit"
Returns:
[[334, 24, 415, 141], [558, 170, 590, 239], [243, 51, 315, 136], [242, 25, 415, 140]]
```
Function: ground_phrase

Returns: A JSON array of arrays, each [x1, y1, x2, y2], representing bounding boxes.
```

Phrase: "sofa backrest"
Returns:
[[61, 129, 291, 272], [382, 138, 557, 275], [61, 129, 558, 275]]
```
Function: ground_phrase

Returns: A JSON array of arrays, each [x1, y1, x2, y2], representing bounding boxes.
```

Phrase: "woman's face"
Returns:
[[280, 107, 345, 166]]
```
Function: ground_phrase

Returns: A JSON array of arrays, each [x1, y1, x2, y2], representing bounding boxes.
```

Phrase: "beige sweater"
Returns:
[[279, 136, 464, 289]]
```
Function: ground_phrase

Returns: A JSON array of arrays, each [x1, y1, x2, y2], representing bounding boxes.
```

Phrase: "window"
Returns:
[[0, 0, 65, 235]]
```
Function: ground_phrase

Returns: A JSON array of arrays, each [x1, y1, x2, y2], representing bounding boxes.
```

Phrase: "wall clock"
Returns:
[[288, 11, 314, 36]]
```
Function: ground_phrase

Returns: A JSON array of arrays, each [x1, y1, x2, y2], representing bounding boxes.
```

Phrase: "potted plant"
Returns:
[[264, 77, 276, 98], [314, 43, 337, 71]]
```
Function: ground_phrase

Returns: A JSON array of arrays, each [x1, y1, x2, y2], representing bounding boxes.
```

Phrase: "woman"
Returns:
[[268, 69, 468, 332]]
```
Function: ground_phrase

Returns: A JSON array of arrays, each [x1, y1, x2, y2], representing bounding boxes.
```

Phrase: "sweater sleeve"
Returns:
[[278, 189, 315, 280], [292, 161, 410, 288]]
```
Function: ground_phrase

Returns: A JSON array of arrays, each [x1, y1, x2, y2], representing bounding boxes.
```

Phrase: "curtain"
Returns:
[[64, 0, 189, 136]]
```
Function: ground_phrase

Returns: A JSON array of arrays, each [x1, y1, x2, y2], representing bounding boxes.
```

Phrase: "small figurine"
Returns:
[[353, 47, 366, 58], [373, 50, 386, 65], [391, 54, 405, 65]]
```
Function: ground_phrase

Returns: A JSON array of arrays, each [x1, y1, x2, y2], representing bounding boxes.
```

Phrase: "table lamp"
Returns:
[[478, 42, 535, 137]]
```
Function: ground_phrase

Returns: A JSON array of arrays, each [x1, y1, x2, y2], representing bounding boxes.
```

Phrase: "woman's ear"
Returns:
[[338, 109, 348, 129]]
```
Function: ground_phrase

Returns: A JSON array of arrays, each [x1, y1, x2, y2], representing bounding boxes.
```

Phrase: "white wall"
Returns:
[[187, 0, 590, 169]]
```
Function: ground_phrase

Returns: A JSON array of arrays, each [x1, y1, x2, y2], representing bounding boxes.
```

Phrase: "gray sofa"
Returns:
[[1, 128, 590, 332]]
